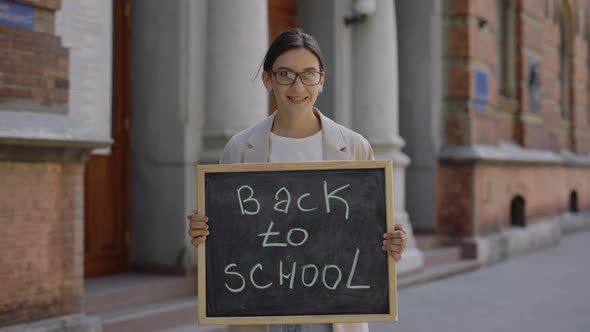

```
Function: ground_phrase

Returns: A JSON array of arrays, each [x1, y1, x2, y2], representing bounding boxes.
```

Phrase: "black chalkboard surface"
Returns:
[[197, 161, 397, 325]]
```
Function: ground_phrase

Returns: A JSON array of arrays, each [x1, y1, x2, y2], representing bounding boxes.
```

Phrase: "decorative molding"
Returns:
[[439, 141, 590, 166], [0, 110, 111, 161], [0, 144, 96, 162], [495, 96, 519, 114]]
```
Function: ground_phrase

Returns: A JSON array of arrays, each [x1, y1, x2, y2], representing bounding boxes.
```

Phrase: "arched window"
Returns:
[[570, 190, 579, 213], [497, 0, 516, 98], [510, 195, 526, 227]]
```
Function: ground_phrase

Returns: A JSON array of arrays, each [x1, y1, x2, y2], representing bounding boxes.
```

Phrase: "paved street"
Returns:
[[370, 230, 590, 332]]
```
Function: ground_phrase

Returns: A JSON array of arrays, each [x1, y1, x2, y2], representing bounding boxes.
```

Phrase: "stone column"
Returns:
[[200, 0, 269, 163], [351, 0, 423, 274]]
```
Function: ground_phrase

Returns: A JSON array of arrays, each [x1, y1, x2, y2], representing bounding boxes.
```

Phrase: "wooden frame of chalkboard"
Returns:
[[197, 160, 397, 325]]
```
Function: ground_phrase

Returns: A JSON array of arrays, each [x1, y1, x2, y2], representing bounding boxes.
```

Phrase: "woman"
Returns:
[[188, 30, 407, 332]]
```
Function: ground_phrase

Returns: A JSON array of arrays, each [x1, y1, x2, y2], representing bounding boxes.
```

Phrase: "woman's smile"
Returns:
[[287, 96, 308, 104]]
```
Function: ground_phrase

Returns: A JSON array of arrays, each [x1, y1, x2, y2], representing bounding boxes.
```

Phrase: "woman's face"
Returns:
[[262, 48, 324, 115]]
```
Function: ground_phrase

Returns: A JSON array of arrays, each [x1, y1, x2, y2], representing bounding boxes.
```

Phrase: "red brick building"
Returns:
[[434, 0, 590, 260]]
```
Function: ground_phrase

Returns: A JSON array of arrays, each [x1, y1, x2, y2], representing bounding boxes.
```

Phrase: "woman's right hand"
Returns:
[[187, 210, 209, 246]]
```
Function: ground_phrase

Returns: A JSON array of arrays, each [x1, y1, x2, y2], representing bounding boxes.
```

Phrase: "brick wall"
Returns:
[[437, 165, 474, 238], [0, 161, 84, 327], [439, 0, 590, 240], [473, 164, 590, 236], [0, 0, 85, 327], [445, 0, 502, 146], [0, 1, 68, 113], [443, 0, 590, 150], [438, 163, 590, 238], [518, 0, 590, 151], [11, 0, 61, 11]]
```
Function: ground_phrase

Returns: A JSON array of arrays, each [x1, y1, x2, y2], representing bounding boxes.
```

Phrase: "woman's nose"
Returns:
[[290, 76, 305, 92]]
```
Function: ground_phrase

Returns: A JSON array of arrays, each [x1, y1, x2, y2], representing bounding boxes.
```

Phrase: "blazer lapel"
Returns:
[[317, 110, 351, 161], [243, 112, 276, 163], [242, 110, 352, 162]]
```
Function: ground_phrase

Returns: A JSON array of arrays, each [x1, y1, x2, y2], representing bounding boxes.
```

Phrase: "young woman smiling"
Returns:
[[188, 30, 407, 332]]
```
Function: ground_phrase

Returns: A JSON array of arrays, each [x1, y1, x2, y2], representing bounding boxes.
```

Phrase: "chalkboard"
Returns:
[[197, 161, 396, 325]]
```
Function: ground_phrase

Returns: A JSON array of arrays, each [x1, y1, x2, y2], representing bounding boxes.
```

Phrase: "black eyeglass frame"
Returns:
[[269, 70, 325, 86]]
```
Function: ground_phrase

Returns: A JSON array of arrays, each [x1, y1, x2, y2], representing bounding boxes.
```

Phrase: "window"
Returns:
[[587, 6, 590, 125], [497, 0, 516, 98], [510, 195, 526, 227], [559, 7, 573, 119], [570, 190, 579, 213]]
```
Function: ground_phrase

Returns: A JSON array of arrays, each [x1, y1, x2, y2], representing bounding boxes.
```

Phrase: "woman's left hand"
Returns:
[[382, 224, 407, 262]]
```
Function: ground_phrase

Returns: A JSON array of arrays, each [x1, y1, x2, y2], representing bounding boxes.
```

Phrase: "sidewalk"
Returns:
[[369, 230, 590, 332], [163, 230, 590, 332]]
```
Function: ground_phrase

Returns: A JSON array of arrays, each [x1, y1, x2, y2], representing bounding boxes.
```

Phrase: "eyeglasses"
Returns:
[[270, 70, 324, 86]]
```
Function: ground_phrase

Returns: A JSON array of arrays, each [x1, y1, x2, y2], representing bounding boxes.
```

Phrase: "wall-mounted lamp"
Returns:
[[344, 0, 376, 26]]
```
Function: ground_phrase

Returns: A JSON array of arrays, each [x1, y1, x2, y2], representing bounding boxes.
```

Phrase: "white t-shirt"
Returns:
[[267, 130, 332, 332], [269, 130, 323, 162]]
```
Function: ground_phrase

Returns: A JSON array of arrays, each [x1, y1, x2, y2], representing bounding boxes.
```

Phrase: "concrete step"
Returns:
[[414, 235, 441, 251], [84, 273, 197, 314], [423, 246, 462, 269], [100, 296, 198, 332], [160, 323, 230, 332], [84, 273, 201, 332]]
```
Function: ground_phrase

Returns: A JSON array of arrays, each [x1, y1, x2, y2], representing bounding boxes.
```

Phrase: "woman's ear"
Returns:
[[261, 71, 272, 92]]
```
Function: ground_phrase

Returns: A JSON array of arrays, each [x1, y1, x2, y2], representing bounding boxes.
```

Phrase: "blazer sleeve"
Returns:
[[352, 133, 375, 161], [365, 139, 375, 161], [219, 136, 244, 165], [219, 141, 233, 165]]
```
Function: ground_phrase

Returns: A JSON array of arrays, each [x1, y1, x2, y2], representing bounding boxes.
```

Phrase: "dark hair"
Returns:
[[262, 29, 325, 72]]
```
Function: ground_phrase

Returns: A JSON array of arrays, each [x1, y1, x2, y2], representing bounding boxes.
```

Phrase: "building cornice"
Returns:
[[439, 142, 590, 167], [0, 111, 112, 161]]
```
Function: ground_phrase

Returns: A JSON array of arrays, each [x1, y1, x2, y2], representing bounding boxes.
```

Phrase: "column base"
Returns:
[[396, 247, 425, 275], [199, 148, 224, 165], [200, 134, 234, 164], [395, 211, 424, 275]]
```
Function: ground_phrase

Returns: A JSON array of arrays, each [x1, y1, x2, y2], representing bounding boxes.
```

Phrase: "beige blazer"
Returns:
[[221, 109, 372, 332], [220, 109, 374, 164]]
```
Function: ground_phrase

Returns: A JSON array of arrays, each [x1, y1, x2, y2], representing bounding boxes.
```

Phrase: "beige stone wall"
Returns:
[[0, 161, 84, 327]]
